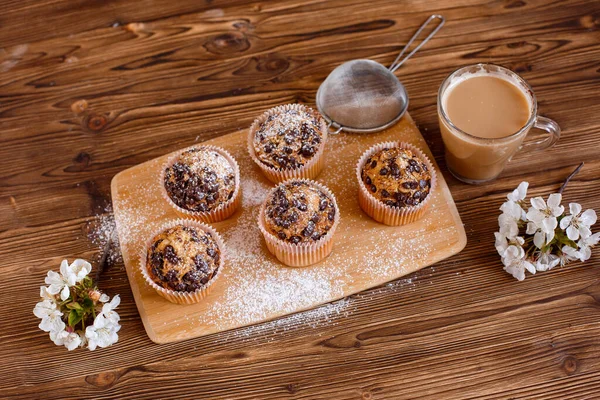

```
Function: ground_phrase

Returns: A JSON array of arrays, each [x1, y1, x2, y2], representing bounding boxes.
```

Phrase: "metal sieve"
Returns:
[[316, 15, 445, 134]]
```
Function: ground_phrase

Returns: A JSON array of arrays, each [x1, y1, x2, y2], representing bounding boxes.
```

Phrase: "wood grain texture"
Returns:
[[1, 0, 599, 398], [112, 114, 466, 343]]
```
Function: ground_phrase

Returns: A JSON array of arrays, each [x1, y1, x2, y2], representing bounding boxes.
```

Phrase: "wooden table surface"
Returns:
[[1, 0, 599, 398]]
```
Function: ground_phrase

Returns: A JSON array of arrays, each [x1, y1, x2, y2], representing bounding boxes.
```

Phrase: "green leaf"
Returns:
[[68, 310, 83, 328], [66, 302, 83, 310]]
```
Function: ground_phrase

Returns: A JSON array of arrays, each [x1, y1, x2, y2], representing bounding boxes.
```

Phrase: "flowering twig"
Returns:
[[33, 259, 121, 351], [558, 162, 584, 194], [495, 179, 598, 281]]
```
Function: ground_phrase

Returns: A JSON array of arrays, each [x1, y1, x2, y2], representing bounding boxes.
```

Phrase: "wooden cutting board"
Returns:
[[111, 112, 466, 344]]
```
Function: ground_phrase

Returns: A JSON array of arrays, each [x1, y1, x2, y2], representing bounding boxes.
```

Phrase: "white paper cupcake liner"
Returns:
[[139, 218, 226, 305], [160, 145, 241, 223], [356, 141, 437, 226], [257, 179, 340, 267], [248, 104, 328, 183]]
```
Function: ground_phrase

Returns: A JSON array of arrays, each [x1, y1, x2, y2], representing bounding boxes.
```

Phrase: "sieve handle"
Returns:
[[327, 121, 343, 135], [389, 15, 445, 73]]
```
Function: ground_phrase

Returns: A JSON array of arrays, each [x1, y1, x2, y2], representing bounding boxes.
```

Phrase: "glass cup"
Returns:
[[437, 63, 560, 184]]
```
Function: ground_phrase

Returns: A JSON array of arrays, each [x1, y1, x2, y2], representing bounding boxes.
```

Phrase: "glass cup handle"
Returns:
[[520, 115, 561, 151]]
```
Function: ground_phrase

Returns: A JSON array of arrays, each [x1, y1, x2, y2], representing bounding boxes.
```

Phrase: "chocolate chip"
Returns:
[[381, 189, 390, 198], [365, 176, 372, 185], [288, 211, 299, 223], [293, 199, 307, 211], [264, 143, 275, 153], [408, 159, 418, 167], [419, 179, 428, 188], [165, 269, 177, 282], [311, 232, 321, 241], [290, 235, 302, 244], [300, 144, 315, 157], [370, 185, 377, 193], [194, 255, 210, 273], [319, 198, 328, 211], [284, 134, 295, 144], [384, 200, 396, 207], [277, 231, 287, 240], [390, 164, 400, 177], [302, 221, 315, 236], [200, 277, 209, 285], [207, 247, 217, 258], [422, 163, 428, 171], [413, 165, 421, 173], [370, 160, 377, 168], [311, 213, 321, 223], [151, 252, 164, 269], [164, 245, 180, 265], [283, 146, 293, 154], [379, 167, 389, 176], [413, 191, 421, 199], [328, 209, 336, 221]]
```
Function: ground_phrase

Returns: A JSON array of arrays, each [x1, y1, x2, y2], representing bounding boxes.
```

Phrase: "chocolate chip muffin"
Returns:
[[360, 147, 432, 208], [264, 180, 336, 244], [164, 147, 236, 213], [146, 225, 220, 292], [252, 106, 324, 170]]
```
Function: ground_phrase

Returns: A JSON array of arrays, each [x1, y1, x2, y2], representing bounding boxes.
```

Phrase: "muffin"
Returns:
[[161, 145, 241, 222], [248, 104, 328, 183], [258, 179, 339, 267], [140, 220, 225, 304], [357, 141, 436, 226]]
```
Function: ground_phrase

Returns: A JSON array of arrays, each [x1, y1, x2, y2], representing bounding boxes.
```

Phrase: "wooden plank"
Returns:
[[2, 0, 600, 398]]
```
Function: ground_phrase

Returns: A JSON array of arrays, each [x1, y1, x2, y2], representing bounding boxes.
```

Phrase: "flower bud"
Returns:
[[88, 289, 102, 302]]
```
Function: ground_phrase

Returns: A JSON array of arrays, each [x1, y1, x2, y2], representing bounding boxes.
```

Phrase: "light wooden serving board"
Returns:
[[111, 113, 466, 344]]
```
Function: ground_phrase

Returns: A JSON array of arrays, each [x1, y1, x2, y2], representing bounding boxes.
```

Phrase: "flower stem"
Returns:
[[558, 162, 584, 194]]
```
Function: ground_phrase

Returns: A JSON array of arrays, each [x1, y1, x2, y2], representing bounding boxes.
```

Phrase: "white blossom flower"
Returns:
[[560, 245, 581, 266], [502, 245, 536, 281], [526, 193, 564, 248], [99, 293, 110, 303], [559, 203, 597, 241], [577, 232, 600, 262], [494, 232, 524, 256], [507, 181, 528, 203], [85, 314, 120, 351], [535, 250, 560, 271], [45, 261, 77, 301], [39, 286, 56, 302], [498, 200, 525, 238], [68, 259, 92, 283], [36, 304, 66, 333], [49, 329, 83, 350], [100, 295, 121, 325]]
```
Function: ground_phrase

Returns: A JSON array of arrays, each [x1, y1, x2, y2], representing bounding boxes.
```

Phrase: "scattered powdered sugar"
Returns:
[[87, 204, 122, 268]]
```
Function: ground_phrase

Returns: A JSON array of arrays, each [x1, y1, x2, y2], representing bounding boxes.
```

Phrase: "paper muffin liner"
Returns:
[[257, 179, 340, 267], [248, 104, 328, 183], [160, 145, 241, 223], [139, 218, 226, 305], [356, 141, 437, 226]]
